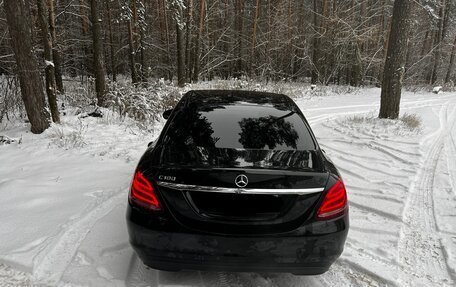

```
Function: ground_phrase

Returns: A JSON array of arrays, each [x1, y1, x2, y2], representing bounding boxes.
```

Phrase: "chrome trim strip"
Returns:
[[156, 181, 324, 195]]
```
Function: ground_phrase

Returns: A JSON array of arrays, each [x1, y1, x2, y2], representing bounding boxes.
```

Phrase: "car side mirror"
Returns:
[[163, 109, 173, 120]]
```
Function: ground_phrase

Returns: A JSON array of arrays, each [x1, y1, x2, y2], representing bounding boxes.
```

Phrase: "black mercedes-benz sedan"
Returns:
[[126, 90, 348, 275]]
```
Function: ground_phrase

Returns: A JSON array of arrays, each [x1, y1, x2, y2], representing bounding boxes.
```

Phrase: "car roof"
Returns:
[[183, 90, 296, 111]]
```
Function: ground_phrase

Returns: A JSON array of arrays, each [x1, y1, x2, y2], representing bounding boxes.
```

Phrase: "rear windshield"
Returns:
[[161, 101, 319, 170]]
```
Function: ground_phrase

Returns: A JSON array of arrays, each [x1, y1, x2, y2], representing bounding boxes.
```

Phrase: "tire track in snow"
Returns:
[[304, 97, 450, 115], [322, 260, 390, 287], [314, 111, 410, 286], [444, 104, 456, 198], [32, 189, 126, 285], [349, 191, 403, 204], [333, 154, 410, 178], [125, 254, 159, 287], [319, 142, 384, 160], [441, 102, 456, 282], [349, 201, 402, 222], [367, 144, 416, 166], [306, 100, 451, 126], [397, 101, 455, 286], [125, 254, 333, 287], [446, 133, 456, 196], [372, 141, 421, 157], [314, 107, 420, 285]]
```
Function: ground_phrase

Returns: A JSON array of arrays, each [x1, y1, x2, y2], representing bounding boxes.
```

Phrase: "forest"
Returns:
[[0, 1, 455, 129], [0, 0, 454, 84]]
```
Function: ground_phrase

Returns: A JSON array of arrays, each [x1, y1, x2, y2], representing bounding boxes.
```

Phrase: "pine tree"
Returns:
[[4, 0, 51, 133], [379, 0, 413, 119], [89, 0, 107, 106], [37, 0, 60, 123]]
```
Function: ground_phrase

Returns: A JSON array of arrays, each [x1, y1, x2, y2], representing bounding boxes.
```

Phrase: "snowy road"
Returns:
[[1, 88, 455, 286]]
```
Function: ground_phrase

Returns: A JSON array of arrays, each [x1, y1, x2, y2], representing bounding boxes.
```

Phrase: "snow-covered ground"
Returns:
[[1, 87, 455, 286]]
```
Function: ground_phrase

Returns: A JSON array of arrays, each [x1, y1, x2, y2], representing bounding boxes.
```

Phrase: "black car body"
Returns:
[[127, 90, 348, 275]]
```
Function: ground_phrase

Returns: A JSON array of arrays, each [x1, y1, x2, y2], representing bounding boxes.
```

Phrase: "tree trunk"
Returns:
[[250, 0, 260, 77], [311, 0, 320, 84], [174, 0, 186, 86], [37, 0, 60, 123], [445, 36, 456, 84], [193, 0, 205, 82], [128, 19, 138, 84], [378, 9, 391, 85], [293, 0, 305, 80], [131, 0, 146, 83], [164, 0, 172, 80], [176, 21, 186, 87], [266, 0, 272, 81], [420, 30, 429, 58], [79, 0, 91, 77], [185, 0, 193, 80], [288, 0, 294, 78], [89, 0, 107, 106], [351, 2, 364, 87], [431, 0, 446, 84], [379, 0, 413, 119], [139, 24, 147, 84], [158, 0, 172, 80], [235, 0, 244, 74], [128, 0, 140, 84], [351, 42, 362, 87], [139, 0, 147, 84], [46, 0, 64, 94], [105, 0, 117, 81], [4, 0, 51, 133]]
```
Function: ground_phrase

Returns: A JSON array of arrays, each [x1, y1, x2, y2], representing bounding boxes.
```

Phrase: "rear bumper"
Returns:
[[127, 206, 348, 274]]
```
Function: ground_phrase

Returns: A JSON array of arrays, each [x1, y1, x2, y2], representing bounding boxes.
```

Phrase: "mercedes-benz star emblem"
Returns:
[[235, 174, 248, 188]]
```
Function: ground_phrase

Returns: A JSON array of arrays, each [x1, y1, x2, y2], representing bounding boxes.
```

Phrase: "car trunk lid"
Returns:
[[154, 167, 328, 234]]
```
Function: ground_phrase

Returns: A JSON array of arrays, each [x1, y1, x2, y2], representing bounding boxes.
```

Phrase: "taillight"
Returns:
[[129, 171, 161, 211], [316, 179, 347, 220]]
